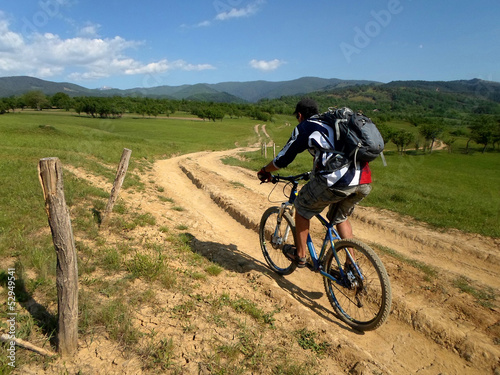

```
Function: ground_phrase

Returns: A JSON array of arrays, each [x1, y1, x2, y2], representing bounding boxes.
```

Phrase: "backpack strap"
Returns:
[[334, 117, 351, 142]]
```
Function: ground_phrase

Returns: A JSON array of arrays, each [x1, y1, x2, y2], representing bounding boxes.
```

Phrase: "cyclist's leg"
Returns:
[[327, 183, 372, 231], [337, 219, 353, 239], [294, 212, 310, 260], [294, 176, 339, 259], [327, 184, 372, 262]]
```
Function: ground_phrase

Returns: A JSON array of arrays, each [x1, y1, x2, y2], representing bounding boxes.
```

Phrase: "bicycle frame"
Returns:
[[278, 173, 358, 286], [262, 173, 392, 331]]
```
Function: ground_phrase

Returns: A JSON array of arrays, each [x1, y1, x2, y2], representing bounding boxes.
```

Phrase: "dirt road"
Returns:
[[153, 144, 500, 374], [29, 131, 499, 374]]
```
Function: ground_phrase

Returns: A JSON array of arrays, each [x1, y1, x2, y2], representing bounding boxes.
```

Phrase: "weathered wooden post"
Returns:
[[101, 148, 132, 226], [38, 157, 78, 357]]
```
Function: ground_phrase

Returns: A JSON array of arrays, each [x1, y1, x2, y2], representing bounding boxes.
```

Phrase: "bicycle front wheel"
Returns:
[[259, 206, 297, 275], [323, 239, 392, 331]]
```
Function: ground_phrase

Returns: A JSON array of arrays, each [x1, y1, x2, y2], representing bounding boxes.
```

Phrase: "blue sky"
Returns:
[[0, 0, 498, 89]]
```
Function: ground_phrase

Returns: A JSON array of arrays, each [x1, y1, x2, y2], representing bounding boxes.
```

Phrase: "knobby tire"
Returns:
[[323, 239, 392, 331], [259, 206, 297, 275]]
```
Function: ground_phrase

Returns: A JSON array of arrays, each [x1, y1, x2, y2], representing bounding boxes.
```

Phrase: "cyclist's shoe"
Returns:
[[283, 244, 307, 268]]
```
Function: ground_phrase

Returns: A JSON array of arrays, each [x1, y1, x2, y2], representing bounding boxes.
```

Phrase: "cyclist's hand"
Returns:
[[257, 167, 272, 183]]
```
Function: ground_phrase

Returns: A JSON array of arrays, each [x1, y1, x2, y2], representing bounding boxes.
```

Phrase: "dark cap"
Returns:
[[293, 98, 319, 118]]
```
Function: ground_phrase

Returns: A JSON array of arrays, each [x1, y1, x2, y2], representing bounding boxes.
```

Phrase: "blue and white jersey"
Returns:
[[272, 119, 370, 187]]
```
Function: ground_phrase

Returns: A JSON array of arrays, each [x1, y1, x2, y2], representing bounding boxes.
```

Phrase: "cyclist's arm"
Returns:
[[261, 162, 279, 173], [271, 124, 310, 169]]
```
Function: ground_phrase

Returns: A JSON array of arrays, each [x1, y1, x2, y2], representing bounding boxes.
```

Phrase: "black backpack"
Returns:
[[313, 107, 384, 163]]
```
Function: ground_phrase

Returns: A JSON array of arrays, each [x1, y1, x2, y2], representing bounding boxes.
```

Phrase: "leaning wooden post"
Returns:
[[101, 148, 132, 226], [38, 157, 78, 357]]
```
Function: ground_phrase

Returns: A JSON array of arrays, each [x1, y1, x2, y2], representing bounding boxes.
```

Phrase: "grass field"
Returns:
[[0, 110, 258, 272], [1, 110, 499, 244], [0, 109, 498, 372], [226, 115, 500, 238]]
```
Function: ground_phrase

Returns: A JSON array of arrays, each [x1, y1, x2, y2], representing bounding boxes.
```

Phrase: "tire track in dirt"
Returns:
[[154, 148, 500, 374]]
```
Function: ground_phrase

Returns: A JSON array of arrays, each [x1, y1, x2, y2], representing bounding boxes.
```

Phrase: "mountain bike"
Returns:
[[259, 172, 391, 331]]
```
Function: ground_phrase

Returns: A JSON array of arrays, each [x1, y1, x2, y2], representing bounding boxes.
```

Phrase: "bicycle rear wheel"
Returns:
[[259, 206, 297, 275], [323, 239, 391, 331]]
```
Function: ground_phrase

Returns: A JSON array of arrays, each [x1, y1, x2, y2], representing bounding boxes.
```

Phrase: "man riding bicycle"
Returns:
[[257, 98, 372, 268]]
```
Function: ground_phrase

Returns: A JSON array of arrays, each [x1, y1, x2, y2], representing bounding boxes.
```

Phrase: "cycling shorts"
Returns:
[[294, 175, 371, 223]]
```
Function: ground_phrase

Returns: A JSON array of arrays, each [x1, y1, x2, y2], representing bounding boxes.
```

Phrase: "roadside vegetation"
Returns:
[[0, 85, 499, 372]]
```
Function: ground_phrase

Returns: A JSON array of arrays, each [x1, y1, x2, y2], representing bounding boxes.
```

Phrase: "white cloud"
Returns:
[[0, 15, 215, 82], [215, 1, 262, 21], [78, 23, 101, 38], [193, 0, 265, 27], [196, 20, 211, 28], [249, 59, 285, 72], [0, 18, 24, 52], [124, 60, 215, 75]]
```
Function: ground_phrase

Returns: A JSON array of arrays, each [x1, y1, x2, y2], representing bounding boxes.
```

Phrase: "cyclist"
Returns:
[[257, 98, 372, 268]]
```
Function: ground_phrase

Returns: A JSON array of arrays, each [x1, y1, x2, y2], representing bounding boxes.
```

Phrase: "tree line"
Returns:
[[1, 88, 499, 153], [0, 90, 275, 122]]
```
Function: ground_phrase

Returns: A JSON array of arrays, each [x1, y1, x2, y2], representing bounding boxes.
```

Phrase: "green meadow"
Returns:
[[0, 109, 499, 372], [225, 115, 500, 238], [0, 109, 498, 249]]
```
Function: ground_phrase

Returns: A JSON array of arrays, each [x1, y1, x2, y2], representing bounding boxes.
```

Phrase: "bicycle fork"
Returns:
[[271, 203, 293, 248]]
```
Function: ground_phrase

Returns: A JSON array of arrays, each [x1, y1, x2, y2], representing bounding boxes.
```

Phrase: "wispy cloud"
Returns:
[[124, 60, 215, 75], [215, 0, 264, 21], [249, 59, 285, 72], [0, 14, 214, 82], [77, 23, 101, 38], [190, 0, 265, 28]]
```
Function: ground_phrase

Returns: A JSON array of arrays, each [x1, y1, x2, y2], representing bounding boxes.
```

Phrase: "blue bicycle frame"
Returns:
[[285, 175, 360, 287]]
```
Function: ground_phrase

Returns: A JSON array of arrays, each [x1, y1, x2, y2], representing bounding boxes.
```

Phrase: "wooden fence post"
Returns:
[[101, 148, 132, 226], [38, 157, 78, 357]]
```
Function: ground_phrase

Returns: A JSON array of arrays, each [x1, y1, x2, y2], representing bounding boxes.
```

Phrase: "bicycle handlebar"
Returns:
[[270, 171, 311, 184]]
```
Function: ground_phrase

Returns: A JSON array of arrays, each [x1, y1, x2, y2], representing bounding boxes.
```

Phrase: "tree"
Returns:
[[23, 90, 49, 111], [419, 122, 444, 152], [441, 135, 457, 153], [51, 92, 72, 110], [467, 116, 496, 153], [3, 97, 17, 112], [493, 120, 500, 149], [407, 115, 424, 127], [0, 99, 9, 114], [391, 129, 415, 154], [375, 123, 395, 145]]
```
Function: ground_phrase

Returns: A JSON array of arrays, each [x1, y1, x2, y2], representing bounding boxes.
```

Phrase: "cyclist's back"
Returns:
[[273, 116, 372, 189]]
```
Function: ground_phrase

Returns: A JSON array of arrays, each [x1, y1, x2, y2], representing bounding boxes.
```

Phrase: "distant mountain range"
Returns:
[[1, 75, 500, 103]]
